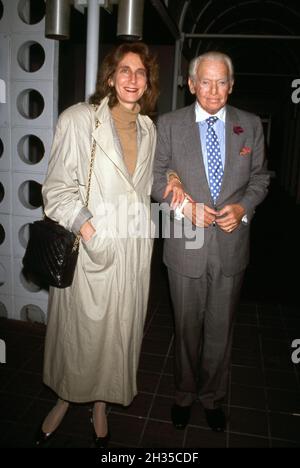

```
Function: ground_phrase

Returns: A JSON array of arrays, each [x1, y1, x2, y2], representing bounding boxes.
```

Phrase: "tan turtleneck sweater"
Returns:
[[110, 103, 140, 176]]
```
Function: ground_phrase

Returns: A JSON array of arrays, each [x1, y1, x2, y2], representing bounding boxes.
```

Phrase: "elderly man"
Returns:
[[152, 52, 269, 432]]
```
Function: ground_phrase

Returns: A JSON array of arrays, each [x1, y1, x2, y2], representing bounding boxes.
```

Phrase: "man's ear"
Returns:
[[188, 78, 196, 95], [228, 80, 234, 95]]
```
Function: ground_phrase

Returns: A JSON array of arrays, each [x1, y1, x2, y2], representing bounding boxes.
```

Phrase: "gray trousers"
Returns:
[[167, 231, 245, 409]]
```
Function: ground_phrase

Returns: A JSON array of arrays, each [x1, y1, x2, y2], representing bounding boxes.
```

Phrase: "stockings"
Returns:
[[92, 402, 108, 437], [41, 398, 107, 438], [42, 398, 69, 434]]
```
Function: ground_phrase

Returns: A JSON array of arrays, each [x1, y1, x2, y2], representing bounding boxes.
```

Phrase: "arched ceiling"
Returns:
[[158, 0, 300, 82], [163, 0, 300, 73], [65, 0, 300, 99], [169, 0, 300, 36]]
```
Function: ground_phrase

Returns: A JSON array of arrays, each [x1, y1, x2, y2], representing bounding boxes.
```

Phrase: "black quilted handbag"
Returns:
[[22, 217, 80, 288], [22, 114, 100, 288]]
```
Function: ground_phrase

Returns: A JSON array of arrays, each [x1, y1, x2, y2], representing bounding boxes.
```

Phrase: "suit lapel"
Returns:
[[218, 105, 241, 204], [182, 104, 242, 206], [183, 105, 212, 201]]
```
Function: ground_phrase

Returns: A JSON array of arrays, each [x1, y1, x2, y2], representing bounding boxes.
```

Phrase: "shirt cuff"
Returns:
[[174, 197, 189, 220], [71, 206, 93, 235], [241, 214, 248, 225]]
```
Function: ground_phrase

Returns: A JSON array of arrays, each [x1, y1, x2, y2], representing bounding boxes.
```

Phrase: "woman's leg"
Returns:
[[92, 401, 108, 437], [42, 398, 69, 433]]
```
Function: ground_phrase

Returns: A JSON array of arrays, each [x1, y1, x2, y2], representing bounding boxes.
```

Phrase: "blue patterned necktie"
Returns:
[[206, 116, 224, 204]]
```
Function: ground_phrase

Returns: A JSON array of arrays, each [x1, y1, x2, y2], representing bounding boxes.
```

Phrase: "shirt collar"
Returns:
[[195, 101, 226, 123]]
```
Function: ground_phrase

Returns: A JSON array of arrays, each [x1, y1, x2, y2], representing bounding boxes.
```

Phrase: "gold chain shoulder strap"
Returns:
[[72, 105, 100, 251], [84, 114, 100, 208]]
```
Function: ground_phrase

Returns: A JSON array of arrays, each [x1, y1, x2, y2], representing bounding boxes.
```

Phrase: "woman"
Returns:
[[36, 42, 163, 448]]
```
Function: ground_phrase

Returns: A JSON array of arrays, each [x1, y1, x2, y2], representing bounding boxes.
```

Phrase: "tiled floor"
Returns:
[[0, 180, 300, 448]]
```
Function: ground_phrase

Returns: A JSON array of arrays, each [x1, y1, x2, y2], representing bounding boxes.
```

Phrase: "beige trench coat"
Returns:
[[42, 98, 156, 405]]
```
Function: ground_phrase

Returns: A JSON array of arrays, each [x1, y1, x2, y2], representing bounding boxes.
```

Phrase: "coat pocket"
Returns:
[[82, 232, 115, 271]]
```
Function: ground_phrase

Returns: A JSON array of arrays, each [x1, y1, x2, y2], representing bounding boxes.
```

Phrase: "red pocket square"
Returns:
[[239, 146, 251, 156]]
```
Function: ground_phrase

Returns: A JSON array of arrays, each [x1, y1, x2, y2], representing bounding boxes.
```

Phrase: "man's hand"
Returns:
[[80, 220, 96, 242], [163, 175, 185, 209], [215, 204, 245, 233], [183, 197, 218, 227]]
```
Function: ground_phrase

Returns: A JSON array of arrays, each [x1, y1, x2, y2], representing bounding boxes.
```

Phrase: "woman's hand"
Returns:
[[163, 175, 185, 209], [80, 220, 96, 242], [183, 200, 217, 227]]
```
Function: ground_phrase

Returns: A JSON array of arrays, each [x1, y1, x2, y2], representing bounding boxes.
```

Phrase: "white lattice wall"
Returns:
[[0, 0, 58, 323]]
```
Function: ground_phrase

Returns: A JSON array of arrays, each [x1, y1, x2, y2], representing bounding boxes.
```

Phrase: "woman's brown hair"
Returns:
[[89, 42, 159, 115]]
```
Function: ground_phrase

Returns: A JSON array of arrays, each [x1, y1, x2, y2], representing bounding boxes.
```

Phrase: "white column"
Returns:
[[85, 0, 100, 101]]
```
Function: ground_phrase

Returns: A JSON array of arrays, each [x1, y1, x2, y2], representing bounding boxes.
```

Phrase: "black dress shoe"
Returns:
[[171, 404, 191, 429], [204, 407, 226, 432]]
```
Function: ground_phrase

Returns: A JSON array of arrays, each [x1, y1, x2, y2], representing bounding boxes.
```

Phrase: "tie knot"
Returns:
[[206, 116, 218, 127]]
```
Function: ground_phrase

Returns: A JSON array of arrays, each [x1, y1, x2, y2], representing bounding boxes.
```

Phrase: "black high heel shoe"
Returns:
[[90, 414, 111, 448], [35, 400, 69, 447], [35, 423, 58, 447], [92, 428, 111, 449]]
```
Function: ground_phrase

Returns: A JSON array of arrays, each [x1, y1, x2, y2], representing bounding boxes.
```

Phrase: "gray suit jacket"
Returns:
[[151, 103, 270, 278]]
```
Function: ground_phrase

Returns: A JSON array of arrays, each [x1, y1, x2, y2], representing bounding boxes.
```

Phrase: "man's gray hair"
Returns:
[[189, 51, 234, 83]]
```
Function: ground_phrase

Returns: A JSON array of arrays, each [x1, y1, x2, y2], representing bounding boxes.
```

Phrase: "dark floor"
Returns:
[[0, 180, 300, 448]]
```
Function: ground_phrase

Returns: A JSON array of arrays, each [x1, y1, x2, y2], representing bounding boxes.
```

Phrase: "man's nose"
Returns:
[[210, 83, 218, 94]]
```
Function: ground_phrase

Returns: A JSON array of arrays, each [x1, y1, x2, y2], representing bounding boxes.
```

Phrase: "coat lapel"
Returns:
[[92, 98, 153, 188], [132, 115, 153, 186], [92, 99, 133, 186]]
